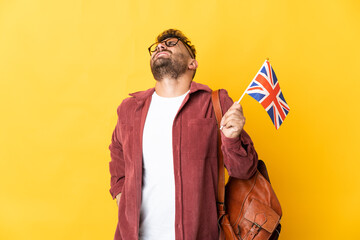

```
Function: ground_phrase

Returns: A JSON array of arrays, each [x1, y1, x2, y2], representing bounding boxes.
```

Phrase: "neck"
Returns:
[[155, 75, 192, 97]]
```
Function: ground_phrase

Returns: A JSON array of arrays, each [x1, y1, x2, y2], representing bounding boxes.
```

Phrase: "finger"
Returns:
[[220, 103, 244, 127], [224, 108, 242, 118], [221, 109, 243, 126], [222, 119, 240, 131], [229, 102, 243, 112], [222, 115, 246, 130], [223, 104, 244, 119], [223, 116, 245, 126], [224, 116, 243, 127]]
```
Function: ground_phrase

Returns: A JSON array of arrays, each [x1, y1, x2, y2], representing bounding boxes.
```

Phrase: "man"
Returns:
[[109, 29, 258, 240]]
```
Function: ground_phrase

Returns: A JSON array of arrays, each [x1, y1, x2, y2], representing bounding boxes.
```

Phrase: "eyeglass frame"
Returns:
[[148, 37, 195, 59]]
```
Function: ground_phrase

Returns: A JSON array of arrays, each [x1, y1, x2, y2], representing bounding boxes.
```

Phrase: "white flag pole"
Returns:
[[221, 58, 270, 130], [236, 84, 250, 104]]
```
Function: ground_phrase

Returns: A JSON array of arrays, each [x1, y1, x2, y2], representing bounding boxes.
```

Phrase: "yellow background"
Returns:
[[1, 0, 359, 239]]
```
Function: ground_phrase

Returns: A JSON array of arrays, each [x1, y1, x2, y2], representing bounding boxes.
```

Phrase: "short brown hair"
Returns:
[[156, 29, 196, 59]]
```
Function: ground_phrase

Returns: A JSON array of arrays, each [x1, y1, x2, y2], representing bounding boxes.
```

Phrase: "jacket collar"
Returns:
[[129, 87, 155, 105], [129, 81, 212, 105]]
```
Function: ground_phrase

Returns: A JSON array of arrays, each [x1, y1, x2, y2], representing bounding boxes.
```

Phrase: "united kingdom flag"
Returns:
[[245, 60, 290, 129]]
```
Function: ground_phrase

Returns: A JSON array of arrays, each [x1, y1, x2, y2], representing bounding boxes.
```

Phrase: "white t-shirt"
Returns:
[[139, 90, 189, 240]]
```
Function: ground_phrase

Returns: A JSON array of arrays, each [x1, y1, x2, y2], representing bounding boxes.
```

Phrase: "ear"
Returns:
[[188, 59, 198, 70]]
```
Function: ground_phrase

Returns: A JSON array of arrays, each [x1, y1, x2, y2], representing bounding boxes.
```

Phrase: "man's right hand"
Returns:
[[116, 193, 121, 206]]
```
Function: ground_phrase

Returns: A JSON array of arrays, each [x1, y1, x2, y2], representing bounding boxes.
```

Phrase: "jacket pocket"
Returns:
[[182, 118, 217, 158]]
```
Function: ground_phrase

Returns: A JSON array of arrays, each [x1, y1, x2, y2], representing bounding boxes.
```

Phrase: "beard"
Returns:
[[150, 52, 188, 81]]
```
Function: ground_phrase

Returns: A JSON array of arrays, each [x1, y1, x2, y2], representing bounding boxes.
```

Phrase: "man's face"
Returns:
[[150, 38, 192, 81]]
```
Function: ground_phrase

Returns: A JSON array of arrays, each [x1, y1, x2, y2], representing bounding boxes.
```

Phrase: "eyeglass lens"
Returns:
[[150, 38, 179, 53]]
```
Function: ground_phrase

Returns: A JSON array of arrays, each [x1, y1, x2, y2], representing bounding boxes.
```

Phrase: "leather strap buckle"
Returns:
[[245, 222, 262, 240], [252, 222, 262, 230]]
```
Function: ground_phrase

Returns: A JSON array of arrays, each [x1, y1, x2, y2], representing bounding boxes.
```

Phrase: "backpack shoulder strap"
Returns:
[[211, 90, 226, 216]]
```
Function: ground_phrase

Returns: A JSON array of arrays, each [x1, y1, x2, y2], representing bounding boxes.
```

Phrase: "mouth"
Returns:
[[154, 51, 171, 60]]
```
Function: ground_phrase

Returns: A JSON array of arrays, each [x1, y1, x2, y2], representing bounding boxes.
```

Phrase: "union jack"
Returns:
[[245, 60, 290, 129]]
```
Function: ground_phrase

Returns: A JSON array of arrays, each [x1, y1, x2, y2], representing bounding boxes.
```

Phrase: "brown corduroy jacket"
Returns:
[[109, 81, 258, 240]]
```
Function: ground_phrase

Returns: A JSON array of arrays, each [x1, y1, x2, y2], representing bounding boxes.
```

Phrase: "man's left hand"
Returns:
[[220, 102, 245, 139]]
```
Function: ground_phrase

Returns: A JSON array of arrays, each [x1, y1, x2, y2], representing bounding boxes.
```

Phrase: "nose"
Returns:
[[155, 42, 167, 52]]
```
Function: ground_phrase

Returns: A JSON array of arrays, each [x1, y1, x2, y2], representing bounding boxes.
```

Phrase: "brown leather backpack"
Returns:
[[211, 90, 282, 240]]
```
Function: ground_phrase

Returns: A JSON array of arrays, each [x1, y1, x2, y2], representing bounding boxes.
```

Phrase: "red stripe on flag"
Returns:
[[279, 101, 290, 111], [247, 87, 264, 91]]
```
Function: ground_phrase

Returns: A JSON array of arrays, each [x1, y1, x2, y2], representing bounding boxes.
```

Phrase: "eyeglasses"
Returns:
[[148, 38, 195, 58]]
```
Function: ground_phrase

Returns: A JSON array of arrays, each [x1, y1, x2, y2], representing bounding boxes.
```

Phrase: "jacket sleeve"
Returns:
[[108, 105, 126, 199], [219, 89, 258, 179]]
